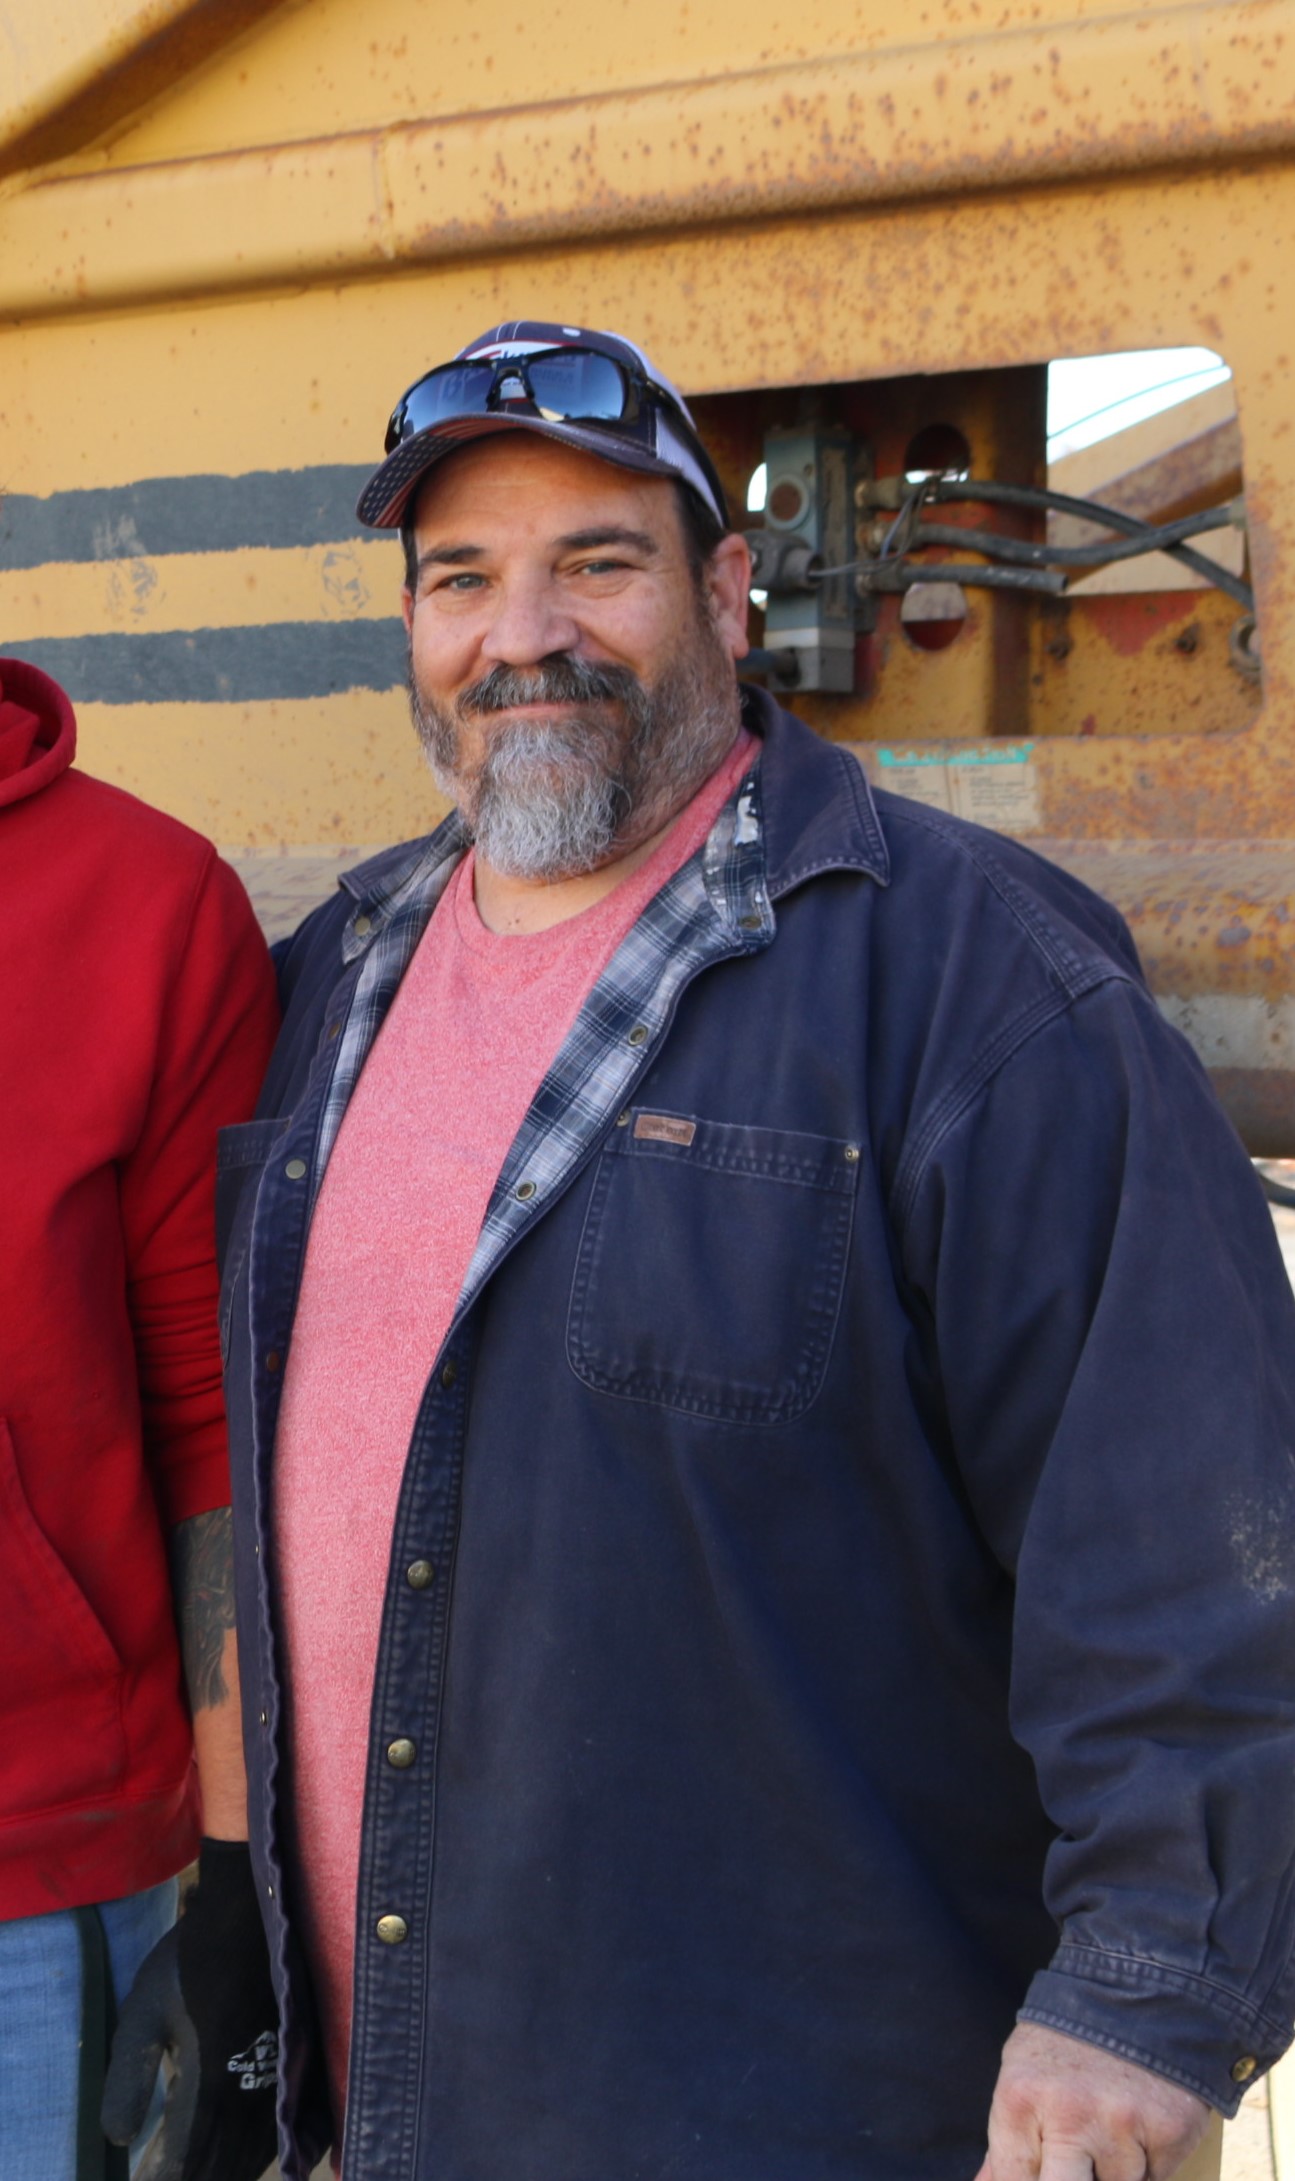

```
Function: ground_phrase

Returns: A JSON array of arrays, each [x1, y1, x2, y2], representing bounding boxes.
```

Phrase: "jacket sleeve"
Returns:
[[900, 972, 1295, 2114], [120, 851, 280, 1528]]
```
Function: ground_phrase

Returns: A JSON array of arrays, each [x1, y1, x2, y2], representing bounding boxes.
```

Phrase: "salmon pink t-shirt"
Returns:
[[273, 727, 755, 2137]]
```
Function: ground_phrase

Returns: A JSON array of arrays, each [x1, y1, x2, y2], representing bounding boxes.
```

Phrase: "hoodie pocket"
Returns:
[[0, 1416, 126, 1815]]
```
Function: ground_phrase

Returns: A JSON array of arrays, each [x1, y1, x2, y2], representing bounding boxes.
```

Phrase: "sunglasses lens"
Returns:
[[524, 350, 629, 423], [387, 363, 497, 448]]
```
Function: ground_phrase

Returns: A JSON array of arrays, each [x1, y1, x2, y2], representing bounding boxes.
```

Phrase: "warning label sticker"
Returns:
[[876, 745, 1041, 835], [875, 750, 954, 814]]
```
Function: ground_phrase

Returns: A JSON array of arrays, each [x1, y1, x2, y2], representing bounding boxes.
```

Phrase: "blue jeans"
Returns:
[[0, 1878, 178, 2181]]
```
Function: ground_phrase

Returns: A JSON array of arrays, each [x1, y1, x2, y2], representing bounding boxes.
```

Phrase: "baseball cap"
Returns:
[[355, 320, 729, 531]]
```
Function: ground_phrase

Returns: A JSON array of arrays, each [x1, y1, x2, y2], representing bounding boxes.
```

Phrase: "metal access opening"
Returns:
[[691, 346, 1255, 760]]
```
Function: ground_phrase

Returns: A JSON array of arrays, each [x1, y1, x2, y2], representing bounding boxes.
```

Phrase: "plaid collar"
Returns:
[[317, 692, 887, 1323]]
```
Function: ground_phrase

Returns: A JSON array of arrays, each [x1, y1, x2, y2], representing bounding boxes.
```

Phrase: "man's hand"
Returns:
[[102, 1838, 279, 2181], [976, 2022, 1212, 2181]]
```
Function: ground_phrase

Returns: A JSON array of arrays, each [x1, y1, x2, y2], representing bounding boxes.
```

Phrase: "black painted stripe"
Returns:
[[0, 466, 381, 571], [16, 620, 406, 704]]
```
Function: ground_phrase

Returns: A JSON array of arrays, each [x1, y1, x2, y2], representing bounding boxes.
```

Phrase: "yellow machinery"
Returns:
[[2, 0, 1294, 1149]]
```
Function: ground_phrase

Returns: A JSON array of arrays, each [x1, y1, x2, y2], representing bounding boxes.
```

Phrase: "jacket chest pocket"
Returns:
[[567, 1111, 860, 1426]]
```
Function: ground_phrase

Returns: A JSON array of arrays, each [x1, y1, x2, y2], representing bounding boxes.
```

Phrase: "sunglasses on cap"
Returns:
[[384, 342, 686, 451], [381, 342, 723, 516]]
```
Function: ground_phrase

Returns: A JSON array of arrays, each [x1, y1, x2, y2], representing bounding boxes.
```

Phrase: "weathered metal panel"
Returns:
[[5, 4, 1295, 317], [0, 0, 289, 176], [0, 0, 1292, 1145]]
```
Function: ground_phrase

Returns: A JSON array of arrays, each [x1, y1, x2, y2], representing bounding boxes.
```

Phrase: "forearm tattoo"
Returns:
[[170, 1506, 236, 1712]]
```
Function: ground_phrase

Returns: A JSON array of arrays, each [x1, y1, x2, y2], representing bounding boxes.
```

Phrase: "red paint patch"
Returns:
[[1083, 594, 1198, 660]]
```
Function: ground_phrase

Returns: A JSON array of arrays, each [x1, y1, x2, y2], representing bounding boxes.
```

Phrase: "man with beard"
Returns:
[[218, 324, 1295, 2181]]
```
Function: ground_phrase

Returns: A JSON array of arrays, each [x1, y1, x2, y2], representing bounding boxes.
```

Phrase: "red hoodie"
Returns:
[[0, 660, 279, 1917]]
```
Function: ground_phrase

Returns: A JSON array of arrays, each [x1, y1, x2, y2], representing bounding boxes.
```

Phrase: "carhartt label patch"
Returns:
[[634, 1114, 697, 1147]]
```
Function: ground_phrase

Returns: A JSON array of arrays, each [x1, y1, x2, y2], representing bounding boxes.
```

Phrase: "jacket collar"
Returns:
[[339, 810, 467, 910], [739, 685, 889, 897], [336, 683, 890, 925]]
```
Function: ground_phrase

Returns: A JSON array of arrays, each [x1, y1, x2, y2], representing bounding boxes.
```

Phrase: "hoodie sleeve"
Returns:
[[119, 849, 280, 1526]]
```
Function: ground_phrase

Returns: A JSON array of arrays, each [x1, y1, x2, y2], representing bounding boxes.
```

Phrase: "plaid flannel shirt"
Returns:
[[321, 750, 771, 1322]]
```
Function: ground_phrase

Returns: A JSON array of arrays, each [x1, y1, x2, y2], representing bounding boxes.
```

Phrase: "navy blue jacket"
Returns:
[[220, 694, 1295, 2181]]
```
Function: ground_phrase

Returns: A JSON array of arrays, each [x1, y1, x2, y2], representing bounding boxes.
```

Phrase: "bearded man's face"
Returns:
[[401, 435, 750, 881]]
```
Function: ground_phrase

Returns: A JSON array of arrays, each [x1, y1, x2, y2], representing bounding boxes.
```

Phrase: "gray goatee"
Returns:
[[408, 643, 740, 882]]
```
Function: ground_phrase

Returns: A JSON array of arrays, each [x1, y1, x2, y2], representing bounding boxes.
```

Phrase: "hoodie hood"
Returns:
[[0, 659, 77, 811]]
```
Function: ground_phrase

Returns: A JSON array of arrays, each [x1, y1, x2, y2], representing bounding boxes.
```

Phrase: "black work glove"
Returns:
[[102, 1838, 279, 2181]]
